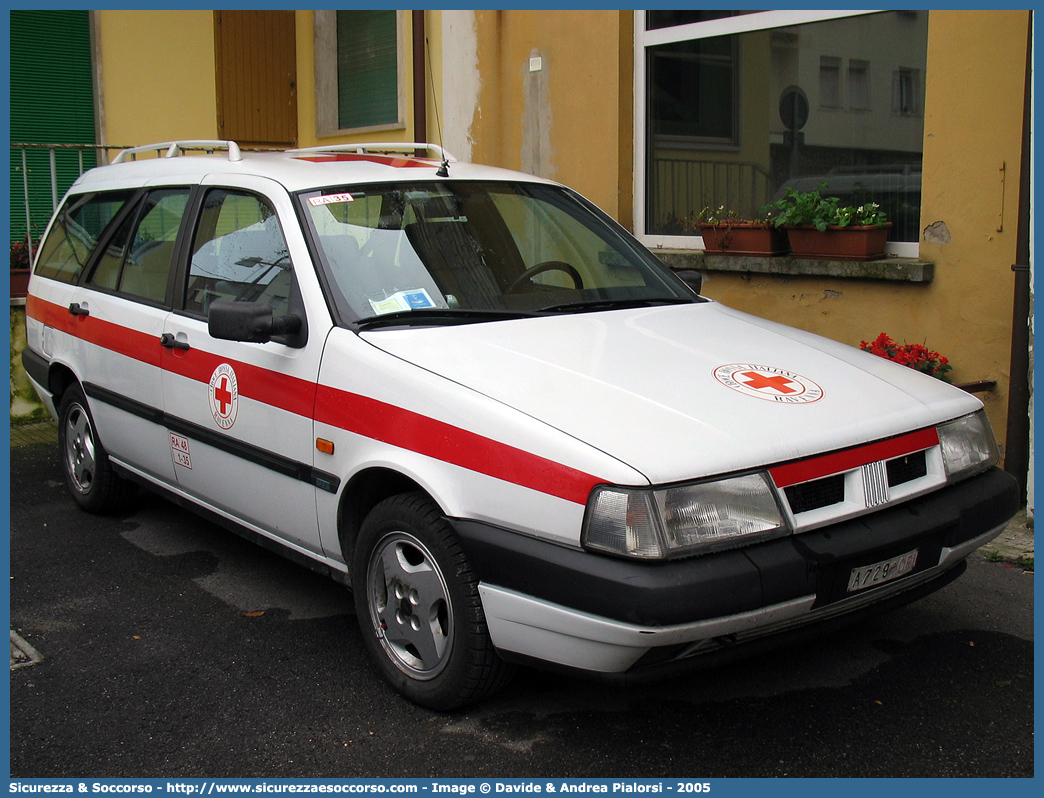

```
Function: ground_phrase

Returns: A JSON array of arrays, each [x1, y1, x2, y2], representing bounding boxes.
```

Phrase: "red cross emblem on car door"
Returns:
[[208, 363, 240, 428]]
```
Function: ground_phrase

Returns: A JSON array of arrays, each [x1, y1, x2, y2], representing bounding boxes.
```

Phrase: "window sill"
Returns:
[[315, 121, 406, 139], [654, 249, 934, 283]]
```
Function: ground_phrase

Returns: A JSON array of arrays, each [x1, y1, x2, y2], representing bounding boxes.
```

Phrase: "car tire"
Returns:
[[352, 492, 513, 710], [57, 384, 133, 513]]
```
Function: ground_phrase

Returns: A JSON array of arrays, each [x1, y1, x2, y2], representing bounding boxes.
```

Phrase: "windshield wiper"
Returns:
[[355, 307, 539, 330], [355, 298, 697, 328], [537, 297, 696, 315]]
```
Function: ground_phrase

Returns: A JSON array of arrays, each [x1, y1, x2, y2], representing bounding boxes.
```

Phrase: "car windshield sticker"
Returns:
[[368, 288, 436, 315], [714, 364, 823, 404], [208, 363, 240, 428], [308, 193, 355, 207]]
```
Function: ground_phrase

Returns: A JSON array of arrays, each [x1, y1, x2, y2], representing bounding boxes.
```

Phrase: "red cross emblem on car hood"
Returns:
[[713, 364, 823, 404]]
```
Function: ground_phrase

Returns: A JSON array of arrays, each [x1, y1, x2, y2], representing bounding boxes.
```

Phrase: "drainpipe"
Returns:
[[412, 10, 427, 145], [1003, 13, 1033, 503]]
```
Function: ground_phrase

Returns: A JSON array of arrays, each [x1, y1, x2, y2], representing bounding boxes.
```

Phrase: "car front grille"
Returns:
[[771, 429, 943, 524], [887, 449, 928, 487], [784, 474, 845, 514]]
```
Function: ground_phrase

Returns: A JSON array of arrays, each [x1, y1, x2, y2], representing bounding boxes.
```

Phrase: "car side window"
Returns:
[[88, 188, 190, 304], [33, 191, 135, 284], [185, 189, 293, 317]]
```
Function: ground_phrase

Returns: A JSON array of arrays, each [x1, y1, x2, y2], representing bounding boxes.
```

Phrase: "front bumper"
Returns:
[[453, 467, 1019, 674]]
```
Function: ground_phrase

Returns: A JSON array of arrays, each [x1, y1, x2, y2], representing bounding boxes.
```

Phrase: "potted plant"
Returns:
[[859, 333, 952, 382], [762, 184, 891, 261], [10, 237, 37, 299], [693, 205, 789, 256]]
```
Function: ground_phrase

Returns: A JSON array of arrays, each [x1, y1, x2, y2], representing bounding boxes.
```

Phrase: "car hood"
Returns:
[[361, 302, 980, 485]]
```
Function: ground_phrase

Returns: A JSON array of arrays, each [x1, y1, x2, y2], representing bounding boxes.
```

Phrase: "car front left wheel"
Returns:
[[352, 492, 513, 710]]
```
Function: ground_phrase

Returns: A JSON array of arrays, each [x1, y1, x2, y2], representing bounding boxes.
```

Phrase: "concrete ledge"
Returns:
[[655, 249, 934, 283], [978, 508, 1034, 566], [9, 420, 58, 447]]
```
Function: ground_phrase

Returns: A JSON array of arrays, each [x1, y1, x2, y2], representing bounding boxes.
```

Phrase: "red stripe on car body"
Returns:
[[314, 386, 603, 505], [28, 296, 602, 504], [27, 295, 160, 366]]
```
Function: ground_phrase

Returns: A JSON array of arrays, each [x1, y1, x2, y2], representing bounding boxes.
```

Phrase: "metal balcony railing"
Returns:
[[648, 155, 922, 241], [648, 158, 774, 233], [10, 143, 138, 267], [10, 142, 273, 268]]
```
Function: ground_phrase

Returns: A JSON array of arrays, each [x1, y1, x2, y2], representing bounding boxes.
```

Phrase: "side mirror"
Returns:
[[675, 269, 704, 295], [208, 301, 303, 346]]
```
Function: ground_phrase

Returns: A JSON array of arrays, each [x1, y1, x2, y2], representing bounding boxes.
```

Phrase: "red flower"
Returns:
[[859, 333, 952, 382]]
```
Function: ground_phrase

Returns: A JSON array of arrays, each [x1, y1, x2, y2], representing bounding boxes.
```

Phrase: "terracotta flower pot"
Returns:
[[10, 268, 31, 299], [784, 223, 892, 261], [699, 223, 789, 256]]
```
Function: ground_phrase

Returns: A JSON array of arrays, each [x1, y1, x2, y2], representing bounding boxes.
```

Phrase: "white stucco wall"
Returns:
[[441, 10, 480, 163]]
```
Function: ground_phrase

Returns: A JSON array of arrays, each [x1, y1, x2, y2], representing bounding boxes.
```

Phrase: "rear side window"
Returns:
[[33, 191, 134, 284], [184, 189, 293, 317], [88, 188, 190, 304]]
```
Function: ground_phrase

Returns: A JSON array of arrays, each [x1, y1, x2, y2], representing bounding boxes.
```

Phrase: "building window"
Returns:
[[848, 60, 870, 110], [10, 9, 97, 247], [894, 68, 921, 116], [314, 10, 404, 137], [648, 36, 738, 145], [336, 10, 397, 130], [647, 10, 742, 30], [636, 10, 928, 254], [819, 56, 841, 108]]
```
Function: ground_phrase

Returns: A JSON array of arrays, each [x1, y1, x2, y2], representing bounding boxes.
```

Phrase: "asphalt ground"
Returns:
[[8, 421, 1036, 779]]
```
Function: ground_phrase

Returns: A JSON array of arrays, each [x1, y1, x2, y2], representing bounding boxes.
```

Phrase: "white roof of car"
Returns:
[[71, 140, 552, 194]]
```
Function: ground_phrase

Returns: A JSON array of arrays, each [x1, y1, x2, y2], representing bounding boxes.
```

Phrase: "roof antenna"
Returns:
[[426, 36, 450, 178]]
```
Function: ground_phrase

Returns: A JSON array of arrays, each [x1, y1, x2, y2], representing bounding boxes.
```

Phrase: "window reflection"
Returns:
[[646, 12, 928, 242]]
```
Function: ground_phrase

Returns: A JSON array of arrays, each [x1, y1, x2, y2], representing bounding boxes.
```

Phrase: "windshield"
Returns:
[[298, 181, 697, 326]]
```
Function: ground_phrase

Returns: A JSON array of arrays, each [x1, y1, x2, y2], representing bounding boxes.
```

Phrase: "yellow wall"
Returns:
[[295, 10, 447, 153], [698, 10, 1030, 454], [469, 10, 632, 223], [96, 10, 438, 154], [294, 10, 317, 145], [96, 11, 218, 146]]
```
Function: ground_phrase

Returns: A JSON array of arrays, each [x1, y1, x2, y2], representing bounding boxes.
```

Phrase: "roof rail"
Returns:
[[112, 140, 243, 164], [288, 142, 458, 162]]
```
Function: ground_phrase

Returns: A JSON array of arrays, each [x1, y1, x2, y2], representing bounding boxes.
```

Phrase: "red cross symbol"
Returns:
[[215, 376, 234, 415], [739, 371, 798, 394]]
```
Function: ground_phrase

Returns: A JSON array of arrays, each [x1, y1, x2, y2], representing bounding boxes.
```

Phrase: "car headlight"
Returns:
[[938, 410, 999, 480], [582, 472, 790, 560]]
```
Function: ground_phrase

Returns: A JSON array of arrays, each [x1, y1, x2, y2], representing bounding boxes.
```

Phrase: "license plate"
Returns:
[[847, 549, 918, 592]]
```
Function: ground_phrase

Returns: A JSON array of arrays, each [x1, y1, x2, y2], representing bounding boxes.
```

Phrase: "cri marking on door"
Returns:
[[170, 432, 192, 469]]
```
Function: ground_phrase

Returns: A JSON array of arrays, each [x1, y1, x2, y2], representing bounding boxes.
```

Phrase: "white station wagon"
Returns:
[[23, 140, 1018, 709]]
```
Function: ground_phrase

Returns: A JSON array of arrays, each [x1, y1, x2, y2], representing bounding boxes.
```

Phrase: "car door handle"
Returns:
[[159, 333, 190, 351], [68, 303, 90, 317]]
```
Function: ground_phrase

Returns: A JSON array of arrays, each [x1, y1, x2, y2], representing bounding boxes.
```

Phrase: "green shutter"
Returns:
[[10, 10, 97, 245], [336, 10, 398, 130]]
